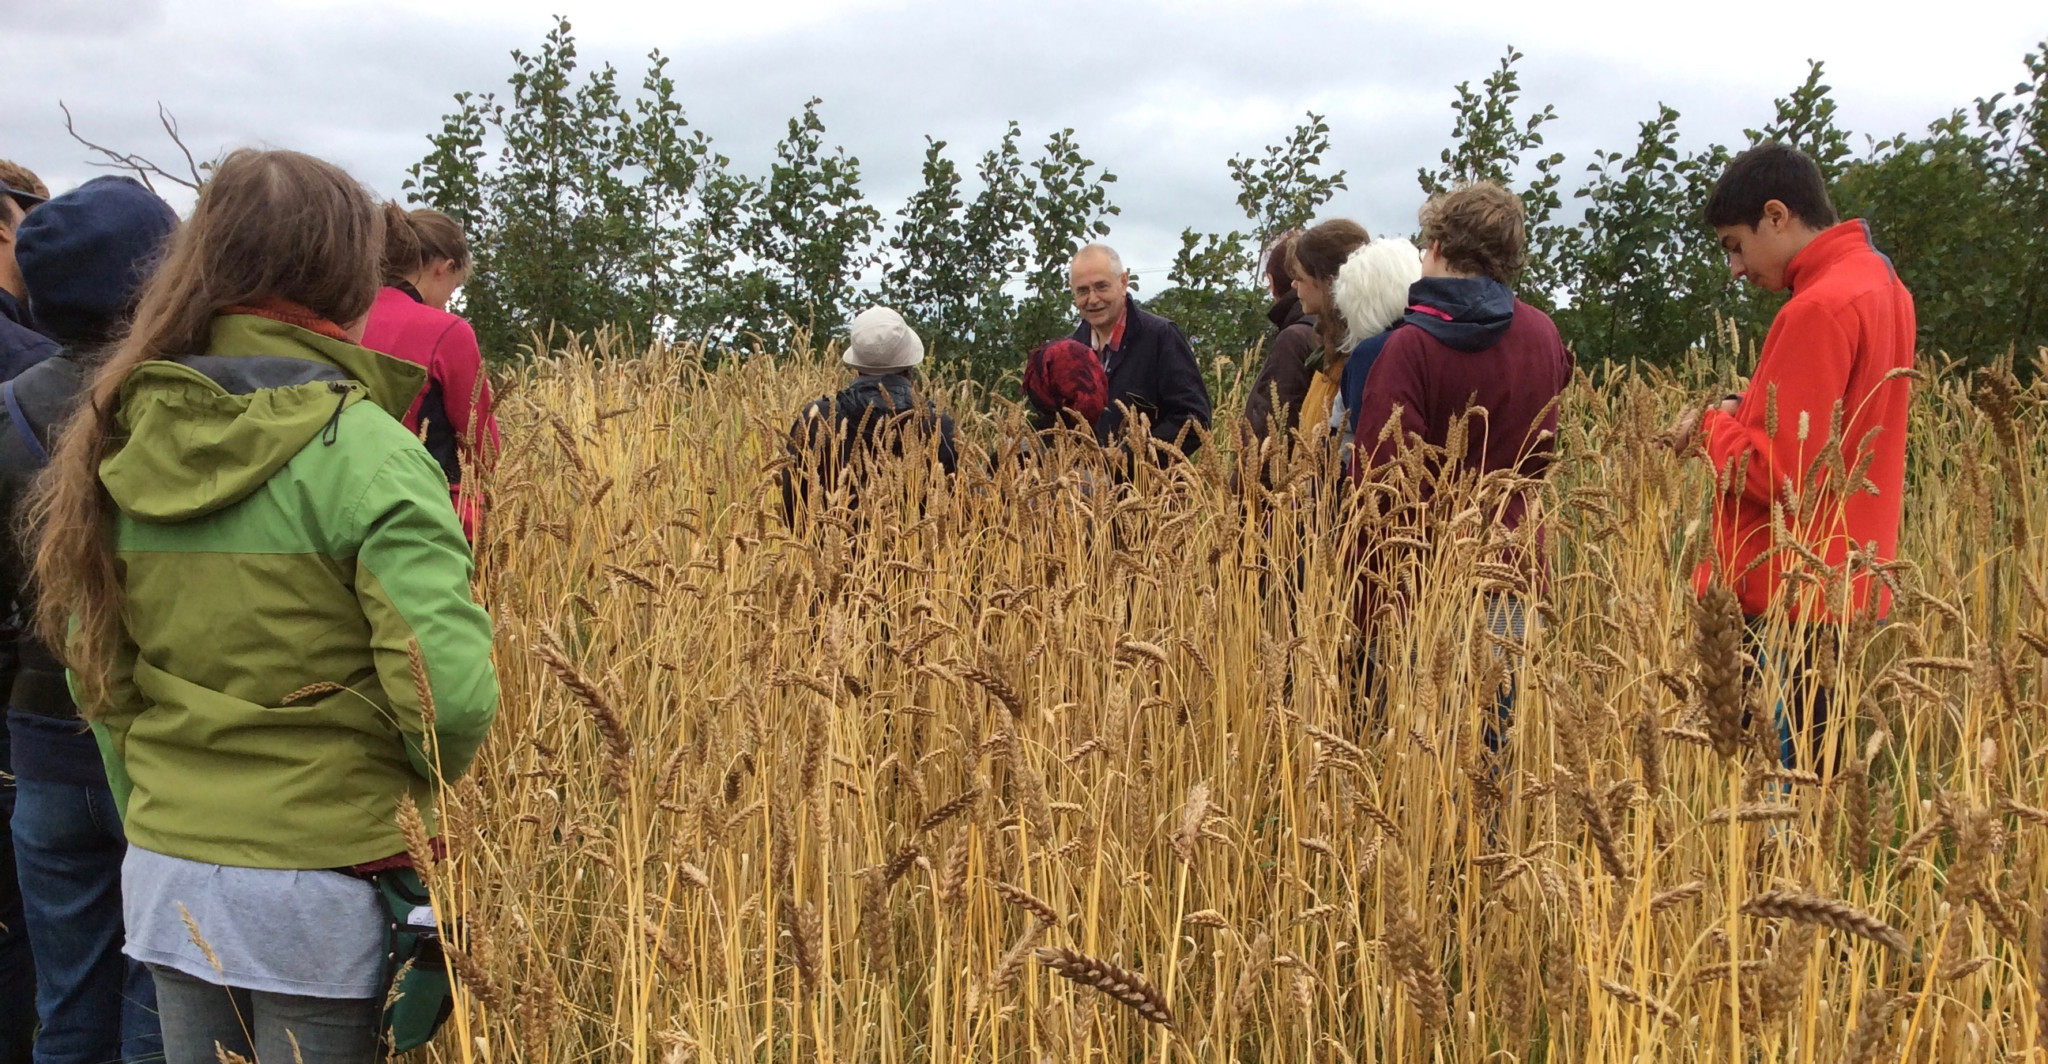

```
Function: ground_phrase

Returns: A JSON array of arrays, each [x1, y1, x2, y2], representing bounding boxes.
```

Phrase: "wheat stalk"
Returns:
[[1598, 978, 1682, 1028]]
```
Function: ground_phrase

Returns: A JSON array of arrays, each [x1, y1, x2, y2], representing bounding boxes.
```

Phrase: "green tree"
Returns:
[[1836, 40, 2048, 367], [630, 54, 716, 338], [743, 98, 882, 341], [882, 137, 972, 354], [1230, 111, 1350, 279], [1152, 113, 1349, 365], [1748, 61, 1854, 182], [1419, 46, 1567, 304], [1552, 105, 1732, 366], [881, 123, 1112, 384], [406, 18, 706, 357], [1004, 129, 1119, 360]]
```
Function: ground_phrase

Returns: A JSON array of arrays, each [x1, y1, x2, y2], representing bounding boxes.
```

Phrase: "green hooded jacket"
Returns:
[[91, 314, 498, 869]]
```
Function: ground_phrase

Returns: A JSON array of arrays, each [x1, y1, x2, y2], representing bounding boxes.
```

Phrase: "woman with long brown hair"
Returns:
[[1288, 220, 1423, 462], [1287, 220, 1371, 444], [30, 149, 497, 1062]]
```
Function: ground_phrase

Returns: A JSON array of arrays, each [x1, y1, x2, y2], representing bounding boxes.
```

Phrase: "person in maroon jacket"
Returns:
[[362, 204, 500, 542], [1350, 182, 1574, 739]]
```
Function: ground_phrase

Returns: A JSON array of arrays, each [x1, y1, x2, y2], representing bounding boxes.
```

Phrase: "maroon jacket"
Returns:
[[1351, 277, 1573, 533]]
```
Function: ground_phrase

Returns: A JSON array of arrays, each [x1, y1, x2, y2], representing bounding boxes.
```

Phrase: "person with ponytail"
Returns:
[[1240, 230, 1315, 446], [29, 149, 497, 1063], [361, 204, 498, 541], [1286, 220, 1424, 463], [1285, 220, 1368, 447]]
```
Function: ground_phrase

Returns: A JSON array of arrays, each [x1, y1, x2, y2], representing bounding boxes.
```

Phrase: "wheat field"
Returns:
[[417, 331, 2047, 1063]]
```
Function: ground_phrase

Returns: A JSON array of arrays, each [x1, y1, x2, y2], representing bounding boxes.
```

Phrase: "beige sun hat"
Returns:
[[843, 306, 924, 371]]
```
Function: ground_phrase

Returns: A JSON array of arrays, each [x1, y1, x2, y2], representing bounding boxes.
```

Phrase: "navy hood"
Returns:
[[834, 372, 919, 425], [1401, 276, 1516, 352], [17, 176, 178, 346]]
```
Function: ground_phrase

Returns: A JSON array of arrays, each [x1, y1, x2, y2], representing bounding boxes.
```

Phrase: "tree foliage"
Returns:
[[1151, 112, 1349, 373], [411, 23, 2048, 378]]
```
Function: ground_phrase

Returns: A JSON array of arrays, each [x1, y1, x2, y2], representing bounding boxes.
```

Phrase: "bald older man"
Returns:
[[1066, 244, 1212, 459]]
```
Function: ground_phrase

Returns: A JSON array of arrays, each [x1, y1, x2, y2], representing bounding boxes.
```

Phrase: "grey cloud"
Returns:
[[3, 1, 2025, 277]]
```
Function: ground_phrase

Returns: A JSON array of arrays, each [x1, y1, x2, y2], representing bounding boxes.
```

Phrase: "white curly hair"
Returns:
[[1332, 237, 1423, 351]]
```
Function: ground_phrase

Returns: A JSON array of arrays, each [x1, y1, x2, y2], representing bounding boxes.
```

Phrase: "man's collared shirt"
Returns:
[[1091, 307, 1129, 369]]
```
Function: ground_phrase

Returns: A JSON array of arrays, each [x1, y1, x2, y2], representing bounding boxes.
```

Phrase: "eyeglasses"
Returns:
[[1071, 279, 1118, 301]]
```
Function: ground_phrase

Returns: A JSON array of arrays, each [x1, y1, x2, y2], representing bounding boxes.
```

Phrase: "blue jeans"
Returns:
[[11, 777, 161, 1063], [1, 727, 35, 1064]]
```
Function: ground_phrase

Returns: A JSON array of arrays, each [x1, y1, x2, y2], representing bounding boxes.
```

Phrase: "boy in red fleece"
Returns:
[[1673, 142, 1916, 766]]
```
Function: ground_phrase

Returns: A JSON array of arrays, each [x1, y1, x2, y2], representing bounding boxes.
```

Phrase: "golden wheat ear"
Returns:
[[1032, 946, 1175, 1029]]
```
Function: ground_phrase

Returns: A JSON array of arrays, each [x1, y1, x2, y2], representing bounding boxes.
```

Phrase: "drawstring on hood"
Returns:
[[320, 380, 351, 446], [1401, 275, 1518, 352]]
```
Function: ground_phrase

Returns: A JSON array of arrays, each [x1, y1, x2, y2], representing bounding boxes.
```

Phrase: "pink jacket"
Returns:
[[361, 285, 499, 538]]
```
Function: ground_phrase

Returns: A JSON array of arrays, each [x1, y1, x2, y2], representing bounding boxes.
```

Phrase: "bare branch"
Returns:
[[60, 101, 202, 193], [157, 103, 204, 188]]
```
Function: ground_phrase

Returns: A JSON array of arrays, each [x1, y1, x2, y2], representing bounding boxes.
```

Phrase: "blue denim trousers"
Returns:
[[10, 776, 162, 1064], [0, 781, 29, 1064], [0, 752, 33, 1064]]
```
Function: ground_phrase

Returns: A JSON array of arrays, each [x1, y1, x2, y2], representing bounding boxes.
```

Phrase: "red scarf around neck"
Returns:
[[220, 296, 354, 343]]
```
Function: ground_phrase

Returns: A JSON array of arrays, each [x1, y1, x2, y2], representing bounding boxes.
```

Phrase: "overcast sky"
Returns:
[[4, 0, 2044, 284]]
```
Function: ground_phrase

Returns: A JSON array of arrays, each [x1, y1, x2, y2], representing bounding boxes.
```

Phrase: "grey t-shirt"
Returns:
[[123, 845, 387, 1000]]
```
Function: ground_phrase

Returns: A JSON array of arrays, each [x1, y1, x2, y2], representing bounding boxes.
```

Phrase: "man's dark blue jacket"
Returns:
[[1069, 293, 1212, 459]]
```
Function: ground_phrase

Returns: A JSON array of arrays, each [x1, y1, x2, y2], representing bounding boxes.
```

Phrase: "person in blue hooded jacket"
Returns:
[[1, 175, 177, 1064]]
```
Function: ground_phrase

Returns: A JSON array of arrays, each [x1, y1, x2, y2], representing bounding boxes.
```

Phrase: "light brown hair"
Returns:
[[1288, 219, 1370, 358], [1418, 182, 1525, 285], [0, 159, 45, 233], [380, 203, 470, 286], [30, 148, 382, 713], [0, 159, 48, 201]]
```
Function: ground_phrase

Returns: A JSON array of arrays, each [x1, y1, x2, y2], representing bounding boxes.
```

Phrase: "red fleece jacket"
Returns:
[[1693, 220, 1916, 620], [362, 286, 500, 539]]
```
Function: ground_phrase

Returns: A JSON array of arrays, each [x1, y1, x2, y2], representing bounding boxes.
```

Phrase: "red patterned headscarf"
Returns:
[[1024, 338, 1108, 425]]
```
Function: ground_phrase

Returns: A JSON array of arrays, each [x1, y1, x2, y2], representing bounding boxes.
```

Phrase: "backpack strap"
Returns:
[[4, 380, 48, 466]]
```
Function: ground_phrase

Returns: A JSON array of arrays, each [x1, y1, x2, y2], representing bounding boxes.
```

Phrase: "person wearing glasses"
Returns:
[[1064, 244, 1212, 462]]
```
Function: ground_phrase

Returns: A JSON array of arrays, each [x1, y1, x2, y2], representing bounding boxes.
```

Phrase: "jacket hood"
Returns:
[[834, 372, 920, 424], [1333, 237, 1423, 351], [1267, 289, 1310, 331], [1401, 275, 1517, 352], [101, 314, 428, 523], [16, 176, 179, 346]]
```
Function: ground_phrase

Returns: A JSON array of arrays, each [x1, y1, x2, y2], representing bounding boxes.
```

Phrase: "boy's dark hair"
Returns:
[[1704, 142, 1839, 230], [1418, 182, 1524, 286]]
